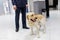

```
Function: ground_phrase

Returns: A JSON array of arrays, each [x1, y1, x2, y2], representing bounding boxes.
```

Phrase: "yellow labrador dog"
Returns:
[[26, 12, 46, 38]]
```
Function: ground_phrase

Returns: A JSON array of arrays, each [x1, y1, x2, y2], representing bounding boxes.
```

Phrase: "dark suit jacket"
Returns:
[[12, 0, 27, 7]]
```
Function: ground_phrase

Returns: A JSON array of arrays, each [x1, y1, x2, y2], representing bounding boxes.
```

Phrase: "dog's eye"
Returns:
[[31, 14, 33, 16], [35, 17, 37, 19]]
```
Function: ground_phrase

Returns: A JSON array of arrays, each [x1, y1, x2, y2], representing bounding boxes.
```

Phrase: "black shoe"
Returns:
[[16, 29, 19, 32], [23, 27, 29, 29]]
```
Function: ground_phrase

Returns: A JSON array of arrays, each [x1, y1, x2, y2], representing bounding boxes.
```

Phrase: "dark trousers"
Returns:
[[45, 0, 49, 18], [53, 0, 58, 8], [15, 7, 26, 30]]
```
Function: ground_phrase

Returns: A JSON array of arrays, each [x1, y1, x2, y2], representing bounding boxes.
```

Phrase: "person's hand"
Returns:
[[13, 5, 17, 10], [26, 4, 28, 7]]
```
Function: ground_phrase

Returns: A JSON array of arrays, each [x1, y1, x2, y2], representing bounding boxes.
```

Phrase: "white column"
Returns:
[[58, 0, 60, 10], [8, 0, 15, 14], [28, 0, 34, 12]]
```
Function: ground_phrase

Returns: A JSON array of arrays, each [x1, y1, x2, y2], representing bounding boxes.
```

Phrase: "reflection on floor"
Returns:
[[0, 10, 60, 40]]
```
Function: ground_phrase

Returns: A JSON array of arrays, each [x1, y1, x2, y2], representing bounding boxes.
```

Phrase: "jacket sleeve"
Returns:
[[11, 0, 16, 5], [26, 0, 28, 4]]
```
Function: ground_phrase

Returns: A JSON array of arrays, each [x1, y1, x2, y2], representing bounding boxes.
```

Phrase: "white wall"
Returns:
[[28, 0, 45, 12], [28, 0, 54, 12], [49, 0, 53, 5]]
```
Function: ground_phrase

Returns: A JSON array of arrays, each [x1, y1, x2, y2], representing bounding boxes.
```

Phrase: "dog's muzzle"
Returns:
[[30, 19, 36, 22]]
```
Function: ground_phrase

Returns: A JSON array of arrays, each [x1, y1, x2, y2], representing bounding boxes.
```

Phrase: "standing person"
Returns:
[[12, 0, 29, 32]]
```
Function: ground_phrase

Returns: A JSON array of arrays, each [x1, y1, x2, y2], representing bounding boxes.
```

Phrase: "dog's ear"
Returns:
[[31, 14, 34, 16], [27, 15, 29, 20]]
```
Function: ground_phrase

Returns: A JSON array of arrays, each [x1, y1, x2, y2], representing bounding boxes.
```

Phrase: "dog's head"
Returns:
[[26, 12, 36, 22], [27, 13, 44, 22]]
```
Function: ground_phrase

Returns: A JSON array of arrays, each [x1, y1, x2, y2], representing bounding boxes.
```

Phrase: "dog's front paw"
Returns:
[[37, 35, 40, 38], [30, 33, 34, 35], [43, 30, 46, 34], [36, 34, 40, 38], [43, 32, 45, 34], [37, 36, 40, 38]]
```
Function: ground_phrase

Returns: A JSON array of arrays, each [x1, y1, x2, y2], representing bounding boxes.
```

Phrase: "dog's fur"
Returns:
[[26, 12, 46, 38]]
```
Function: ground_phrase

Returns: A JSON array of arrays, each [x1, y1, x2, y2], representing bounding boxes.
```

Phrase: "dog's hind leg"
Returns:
[[41, 19, 46, 33], [38, 22, 41, 31], [43, 24, 46, 33], [39, 24, 41, 31]]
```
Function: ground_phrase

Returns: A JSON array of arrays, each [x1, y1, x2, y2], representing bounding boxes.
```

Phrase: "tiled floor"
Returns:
[[0, 10, 60, 40]]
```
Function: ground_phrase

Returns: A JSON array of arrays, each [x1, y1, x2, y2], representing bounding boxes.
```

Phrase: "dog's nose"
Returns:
[[30, 19, 33, 21]]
